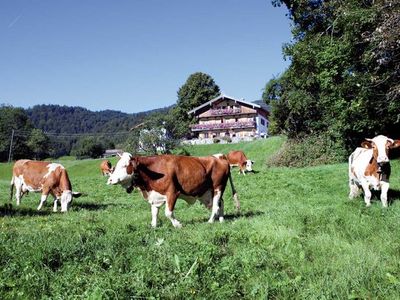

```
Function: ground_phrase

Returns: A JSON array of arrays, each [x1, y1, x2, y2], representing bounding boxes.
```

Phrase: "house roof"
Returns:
[[188, 94, 264, 115]]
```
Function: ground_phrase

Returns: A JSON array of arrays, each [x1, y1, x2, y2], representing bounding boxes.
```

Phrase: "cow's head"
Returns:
[[60, 191, 82, 212], [361, 135, 400, 164], [245, 160, 254, 172], [107, 152, 136, 191]]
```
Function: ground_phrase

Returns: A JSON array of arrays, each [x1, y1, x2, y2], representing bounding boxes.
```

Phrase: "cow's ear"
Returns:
[[390, 140, 400, 149], [251, 160, 255, 164], [361, 141, 372, 149], [127, 158, 138, 175]]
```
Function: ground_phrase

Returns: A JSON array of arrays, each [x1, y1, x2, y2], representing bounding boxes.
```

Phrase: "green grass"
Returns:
[[1, 136, 400, 299]]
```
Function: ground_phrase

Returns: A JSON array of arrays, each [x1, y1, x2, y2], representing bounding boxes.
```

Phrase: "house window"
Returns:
[[204, 133, 209, 138], [261, 118, 265, 126]]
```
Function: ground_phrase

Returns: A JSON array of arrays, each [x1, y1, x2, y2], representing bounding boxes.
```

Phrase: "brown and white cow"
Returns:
[[100, 160, 114, 176], [349, 135, 400, 207], [226, 150, 254, 175], [107, 153, 240, 228], [10, 160, 82, 212]]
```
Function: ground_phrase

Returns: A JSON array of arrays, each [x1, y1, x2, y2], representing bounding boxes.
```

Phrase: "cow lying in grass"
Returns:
[[10, 160, 82, 212], [107, 153, 240, 228], [349, 135, 400, 207]]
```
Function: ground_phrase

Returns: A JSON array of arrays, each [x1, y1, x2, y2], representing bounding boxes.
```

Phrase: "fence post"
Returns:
[[8, 129, 15, 163]]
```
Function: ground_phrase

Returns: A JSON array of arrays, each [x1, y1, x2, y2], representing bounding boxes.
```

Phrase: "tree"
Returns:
[[170, 72, 220, 139], [0, 105, 34, 161], [124, 113, 179, 155], [71, 137, 105, 159], [264, 0, 400, 153], [27, 129, 50, 160]]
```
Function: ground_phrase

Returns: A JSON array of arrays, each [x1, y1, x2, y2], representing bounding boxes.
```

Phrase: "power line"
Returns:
[[12, 130, 134, 138]]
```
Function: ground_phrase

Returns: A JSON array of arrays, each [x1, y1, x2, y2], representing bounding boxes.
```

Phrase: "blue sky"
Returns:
[[0, 1, 292, 114]]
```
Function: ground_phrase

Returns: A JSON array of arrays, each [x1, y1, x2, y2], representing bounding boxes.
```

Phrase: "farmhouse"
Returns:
[[188, 94, 269, 140]]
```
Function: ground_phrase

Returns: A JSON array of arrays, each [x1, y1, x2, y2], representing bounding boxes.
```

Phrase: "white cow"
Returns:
[[349, 135, 400, 207]]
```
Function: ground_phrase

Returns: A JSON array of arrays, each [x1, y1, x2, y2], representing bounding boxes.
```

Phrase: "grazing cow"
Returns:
[[100, 160, 114, 176], [349, 135, 400, 207], [107, 153, 240, 228], [10, 160, 82, 212], [226, 150, 254, 175]]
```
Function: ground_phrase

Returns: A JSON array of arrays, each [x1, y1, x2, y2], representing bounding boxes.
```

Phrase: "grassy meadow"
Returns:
[[1, 136, 400, 299]]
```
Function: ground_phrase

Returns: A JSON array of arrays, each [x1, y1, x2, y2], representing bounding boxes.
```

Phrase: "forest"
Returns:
[[0, 104, 171, 161]]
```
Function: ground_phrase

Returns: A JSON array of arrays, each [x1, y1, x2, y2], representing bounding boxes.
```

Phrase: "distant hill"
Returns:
[[26, 104, 172, 134]]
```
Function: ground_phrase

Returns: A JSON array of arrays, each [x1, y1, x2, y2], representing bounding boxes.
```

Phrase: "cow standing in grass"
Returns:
[[226, 150, 254, 175], [349, 135, 400, 207], [100, 160, 114, 176], [107, 153, 240, 228], [10, 160, 82, 212]]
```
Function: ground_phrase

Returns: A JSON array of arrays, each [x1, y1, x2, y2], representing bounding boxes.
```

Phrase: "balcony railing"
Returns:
[[191, 121, 255, 131], [210, 107, 241, 116]]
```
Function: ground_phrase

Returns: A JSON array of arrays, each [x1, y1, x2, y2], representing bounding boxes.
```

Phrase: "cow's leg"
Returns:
[[208, 189, 222, 223], [380, 181, 389, 208], [349, 179, 361, 199], [15, 185, 22, 206], [165, 193, 181, 228], [13, 177, 23, 205], [53, 196, 59, 212], [360, 181, 372, 207], [218, 197, 224, 223], [37, 194, 49, 210], [151, 204, 160, 228]]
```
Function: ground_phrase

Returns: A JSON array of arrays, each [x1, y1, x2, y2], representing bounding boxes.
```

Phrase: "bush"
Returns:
[[70, 137, 105, 159], [222, 136, 232, 143], [266, 134, 347, 167], [213, 138, 220, 144], [173, 147, 191, 156]]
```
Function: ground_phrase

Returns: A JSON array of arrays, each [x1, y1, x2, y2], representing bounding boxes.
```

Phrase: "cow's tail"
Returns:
[[9, 176, 15, 202], [228, 171, 240, 211]]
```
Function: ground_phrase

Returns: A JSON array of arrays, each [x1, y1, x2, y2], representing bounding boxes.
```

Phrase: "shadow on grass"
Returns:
[[0, 203, 52, 217], [358, 188, 400, 206], [72, 202, 133, 211], [185, 210, 265, 225], [389, 189, 400, 204]]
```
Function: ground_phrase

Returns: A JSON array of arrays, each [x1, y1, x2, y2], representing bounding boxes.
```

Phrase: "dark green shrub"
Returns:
[[213, 138, 220, 144], [266, 134, 347, 167]]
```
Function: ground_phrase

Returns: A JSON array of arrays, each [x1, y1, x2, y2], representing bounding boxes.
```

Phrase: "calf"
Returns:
[[226, 150, 254, 175], [107, 153, 240, 228], [10, 160, 82, 212], [349, 135, 400, 207], [100, 160, 114, 176]]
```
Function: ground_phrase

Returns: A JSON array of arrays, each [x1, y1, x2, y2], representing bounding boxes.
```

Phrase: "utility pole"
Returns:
[[8, 129, 14, 163]]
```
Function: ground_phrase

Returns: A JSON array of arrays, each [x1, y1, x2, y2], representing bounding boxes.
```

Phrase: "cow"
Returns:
[[226, 150, 254, 175], [107, 153, 240, 228], [10, 160, 82, 212], [348, 135, 400, 207], [100, 159, 114, 176]]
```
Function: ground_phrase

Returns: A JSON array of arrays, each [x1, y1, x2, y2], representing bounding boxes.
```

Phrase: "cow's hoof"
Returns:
[[173, 222, 182, 228]]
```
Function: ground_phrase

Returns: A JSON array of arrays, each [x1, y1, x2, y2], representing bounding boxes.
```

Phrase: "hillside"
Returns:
[[26, 104, 172, 134], [1, 137, 400, 298]]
